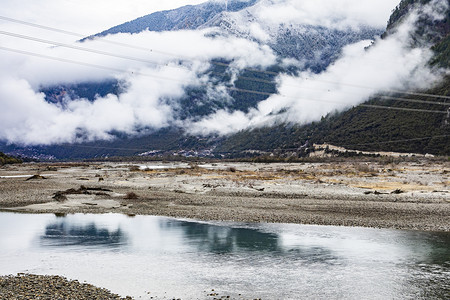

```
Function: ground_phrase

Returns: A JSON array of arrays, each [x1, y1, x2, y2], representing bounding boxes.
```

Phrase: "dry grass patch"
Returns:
[[352, 182, 436, 192]]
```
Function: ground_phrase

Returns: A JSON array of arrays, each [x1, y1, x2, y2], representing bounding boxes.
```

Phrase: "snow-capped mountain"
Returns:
[[50, 0, 386, 114], [90, 0, 259, 36], [89, 0, 383, 73], [198, 5, 382, 72]]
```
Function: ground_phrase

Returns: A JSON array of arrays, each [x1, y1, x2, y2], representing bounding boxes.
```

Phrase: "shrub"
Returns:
[[124, 192, 139, 200]]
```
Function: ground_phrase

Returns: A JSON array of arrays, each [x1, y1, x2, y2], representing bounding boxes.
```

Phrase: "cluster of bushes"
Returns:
[[0, 152, 22, 165]]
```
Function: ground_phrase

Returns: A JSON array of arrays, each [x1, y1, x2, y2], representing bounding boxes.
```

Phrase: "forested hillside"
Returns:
[[218, 0, 450, 156]]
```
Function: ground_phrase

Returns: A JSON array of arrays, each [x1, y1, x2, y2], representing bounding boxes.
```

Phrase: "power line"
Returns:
[[0, 46, 186, 83], [233, 75, 450, 106], [359, 104, 448, 114], [1, 30, 448, 109], [340, 135, 450, 148], [0, 15, 244, 73], [0, 15, 184, 55], [0, 30, 188, 70], [0, 15, 87, 38], [307, 78, 450, 100], [379, 95, 450, 106], [0, 29, 280, 89], [1, 45, 449, 115], [2, 14, 450, 101]]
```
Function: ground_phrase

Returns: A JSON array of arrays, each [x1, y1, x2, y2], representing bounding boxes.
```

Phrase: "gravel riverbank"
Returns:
[[0, 274, 132, 299], [0, 161, 449, 231]]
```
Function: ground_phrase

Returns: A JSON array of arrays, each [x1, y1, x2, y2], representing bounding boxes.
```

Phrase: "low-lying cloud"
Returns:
[[187, 0, 448, 135], [0, 26, 277, 144], [0, 0, 447, 146], [255, 0, 399, 30]]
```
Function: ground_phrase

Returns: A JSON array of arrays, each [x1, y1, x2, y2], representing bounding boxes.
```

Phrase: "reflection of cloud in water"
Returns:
[[160, 219, 279, 253], [159, 219, 340, 264], [40, 221, 127, 249]]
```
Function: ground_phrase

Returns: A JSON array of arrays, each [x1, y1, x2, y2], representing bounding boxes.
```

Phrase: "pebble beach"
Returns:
[[0, 274, 132, 299], [0, 160, 448, 232]]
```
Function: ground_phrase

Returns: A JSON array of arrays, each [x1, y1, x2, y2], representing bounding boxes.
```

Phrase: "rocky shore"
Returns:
[[0, 274, 132, 299], [0, 160, 449, 231]]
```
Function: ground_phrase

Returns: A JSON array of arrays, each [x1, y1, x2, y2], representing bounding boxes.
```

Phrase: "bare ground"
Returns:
[[0, 161, 449, 231]]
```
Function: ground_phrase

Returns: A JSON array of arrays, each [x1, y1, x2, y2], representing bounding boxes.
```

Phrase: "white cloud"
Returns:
[[248, 23, 271, 42], [255, 0, 400, 30], [0, 0, 447, 146], [1, 27, 277, 87], [0, 24, 278, 144], [0, 66, 193, 144], [0, 0, 209, 38], [187, 1, 447, 135]]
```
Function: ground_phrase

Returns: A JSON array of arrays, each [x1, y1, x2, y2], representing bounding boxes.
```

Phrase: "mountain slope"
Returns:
[[88, 0, 382, 72], [309, 0, 450, 155], [88, 0, 258, 37], [197, 4, 382, 71], [218, 0, 450, 156], [218, 77, 449, 156]]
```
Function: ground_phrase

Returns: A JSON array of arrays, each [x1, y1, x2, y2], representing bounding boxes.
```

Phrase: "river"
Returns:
[[0, 213, 448, 299]]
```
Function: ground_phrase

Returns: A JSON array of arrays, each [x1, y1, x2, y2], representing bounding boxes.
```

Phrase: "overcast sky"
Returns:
[[0, 0, 208, 36]]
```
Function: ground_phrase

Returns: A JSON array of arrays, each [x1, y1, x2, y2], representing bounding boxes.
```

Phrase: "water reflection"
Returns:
[[40, 220, 127, 249], [162, 219, 341, 264], [163, 220, 280, 253], [0, 213, 448, 300]]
